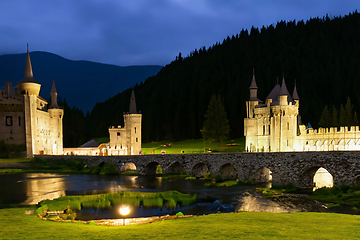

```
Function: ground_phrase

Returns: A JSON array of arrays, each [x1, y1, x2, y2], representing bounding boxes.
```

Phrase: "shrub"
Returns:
[[100, 163, 118, 175], [176, 212, 184, 216], [89, 221, 96, 225], [35, 205, 48, 217]]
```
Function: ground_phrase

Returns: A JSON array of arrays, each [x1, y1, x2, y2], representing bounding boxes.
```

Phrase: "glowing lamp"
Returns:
[[119, 206, 130, 226], [119, 206, 130, 216]]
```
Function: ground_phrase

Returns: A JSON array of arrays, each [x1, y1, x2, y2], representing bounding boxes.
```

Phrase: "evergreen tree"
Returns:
[[331, 105, 338, 127], [345, 97, 353, 127], [200, 94, 230, 147], [339, 104, 346, 127], [353, 111, 359, 126], [318, 105, 331, 128]]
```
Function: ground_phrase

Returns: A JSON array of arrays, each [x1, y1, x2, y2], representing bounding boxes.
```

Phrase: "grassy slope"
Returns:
[[0, 158, 31, 164], [1, 208, 360, 239], [142, 138, 245, 154]]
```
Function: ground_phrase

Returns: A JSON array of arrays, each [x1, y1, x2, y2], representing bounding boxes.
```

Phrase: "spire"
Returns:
[[249, 68, 258, 89], [292, 80, 300, 100], [50, 79, 59, 108], [279, 74, 288, 96], [19, 44, 38, 84], [129, 89, 137, 114]]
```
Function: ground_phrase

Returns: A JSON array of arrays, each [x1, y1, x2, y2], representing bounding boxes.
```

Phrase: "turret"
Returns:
[[292, 81, 300, 106], [129, 89, 137, 114], [279, 76, 288, 106], [249, 69, 258, 101], [246, 69, 259, 118], [50, 79, 59, 108], [17, 45, 41, 96]]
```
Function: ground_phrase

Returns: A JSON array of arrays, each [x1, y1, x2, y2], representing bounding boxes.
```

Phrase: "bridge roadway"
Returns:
[[41, 151, 360, 188]]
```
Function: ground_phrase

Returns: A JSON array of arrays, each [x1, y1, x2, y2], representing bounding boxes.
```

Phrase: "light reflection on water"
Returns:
[[0, 173, 262, 217]]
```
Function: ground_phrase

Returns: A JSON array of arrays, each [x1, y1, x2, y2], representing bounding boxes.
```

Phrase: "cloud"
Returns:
[[0, 0, 358, 66]]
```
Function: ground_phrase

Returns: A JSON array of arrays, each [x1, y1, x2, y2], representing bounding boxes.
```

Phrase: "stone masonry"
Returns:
[[38, 151, 360, 188]]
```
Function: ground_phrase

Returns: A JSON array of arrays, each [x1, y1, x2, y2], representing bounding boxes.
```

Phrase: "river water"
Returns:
[[0, 173, 339, 220]]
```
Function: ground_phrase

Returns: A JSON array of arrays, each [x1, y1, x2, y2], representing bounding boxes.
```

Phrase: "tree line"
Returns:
[[61, 11, 360, 147]]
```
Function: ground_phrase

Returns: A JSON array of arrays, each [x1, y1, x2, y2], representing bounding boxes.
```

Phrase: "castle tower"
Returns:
[[292, 82, 300, 106], [124, 89, 142, 155], [48, 79, 64, 155], [244, 70, 261, 152], [246, 69, 259, 118], [50, 79, 59, 108], [17, 46, 41, 158]]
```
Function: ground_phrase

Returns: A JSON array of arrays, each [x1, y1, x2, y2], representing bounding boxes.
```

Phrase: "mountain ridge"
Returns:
[[0, 51, 163, 112]]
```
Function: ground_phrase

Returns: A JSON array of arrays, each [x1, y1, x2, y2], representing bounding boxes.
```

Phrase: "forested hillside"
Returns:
[[66, 11, 360, 146]]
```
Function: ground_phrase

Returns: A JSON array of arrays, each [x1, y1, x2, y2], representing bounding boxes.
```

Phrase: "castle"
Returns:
[[0, 47, 63, 157], [244, 72, 360, 152], [63, 89, 142, 156], [108, 89, 142, 155]]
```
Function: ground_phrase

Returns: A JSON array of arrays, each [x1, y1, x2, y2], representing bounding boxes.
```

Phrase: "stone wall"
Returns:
[[38, 151, 360, 188]]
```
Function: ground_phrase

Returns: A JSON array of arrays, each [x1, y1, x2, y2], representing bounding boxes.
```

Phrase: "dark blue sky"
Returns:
[[0, 0, 358, 66]]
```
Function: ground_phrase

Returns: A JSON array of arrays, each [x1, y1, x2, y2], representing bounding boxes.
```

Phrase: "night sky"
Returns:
[[0, 0, 359, 66]]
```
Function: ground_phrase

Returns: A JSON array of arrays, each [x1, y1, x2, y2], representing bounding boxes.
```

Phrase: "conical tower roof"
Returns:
[[51, 79, 57, 94], [129, 89, 137, 114], [18, 45, 39, 84], [249, 69, 258, 89], [279, 76, 294, 102], [292, 82, 300, 100]]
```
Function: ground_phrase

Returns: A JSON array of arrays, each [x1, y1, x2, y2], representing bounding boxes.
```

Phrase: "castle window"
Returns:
[[136, 138, 138, 142], [18, 116, 21, 126], [135, 127, 137, 133], [5, 116, 12, 126], [287, 122, 289, 130], [117, 132, 120, 136], [268, 125, 271, 135], [263, 125, 266, 135], [287, 140, 289, 146]]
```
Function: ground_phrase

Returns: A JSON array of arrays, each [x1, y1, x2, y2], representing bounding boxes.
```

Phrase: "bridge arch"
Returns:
[[300, 166, 334, 189], [164, 161, 184, 174], [254, 166, 272, 183], [191, 162, 209, 178], [119, 162, 137, 172], [218, 163, 238, 181], [143, 162, 162, 175]]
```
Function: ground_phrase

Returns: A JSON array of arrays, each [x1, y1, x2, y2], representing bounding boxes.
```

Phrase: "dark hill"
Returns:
[[0, 51, 162, 112], [86, 11, 360, 143]]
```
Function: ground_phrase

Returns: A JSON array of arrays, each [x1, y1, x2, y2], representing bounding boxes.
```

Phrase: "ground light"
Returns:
[[119, 206, 130, 226]]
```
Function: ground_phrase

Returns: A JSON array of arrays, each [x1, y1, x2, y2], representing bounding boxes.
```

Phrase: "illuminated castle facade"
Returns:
[[108, 89, 142, 155], [0, 48, 63, 157], [244, 72, 360, 152], [63, 89, 142, 156]]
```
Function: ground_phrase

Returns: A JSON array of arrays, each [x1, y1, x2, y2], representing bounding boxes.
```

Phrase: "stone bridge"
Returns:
[[40, 151, 360, 188]]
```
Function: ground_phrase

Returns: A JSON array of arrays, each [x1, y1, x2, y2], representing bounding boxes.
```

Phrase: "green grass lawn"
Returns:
[[1, 207, 360, 239], [142, 138, 245, 154], [0, 158, 31, 164]]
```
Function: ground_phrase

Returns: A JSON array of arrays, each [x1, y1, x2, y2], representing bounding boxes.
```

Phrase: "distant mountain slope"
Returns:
[[0, 51, 162, 112]]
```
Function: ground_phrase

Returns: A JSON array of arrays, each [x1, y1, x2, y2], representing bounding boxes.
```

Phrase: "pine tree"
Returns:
[[200, 94, 230, 147], [331, 105, 338, 127], [339, 104, 346, 127], [353, 111, 359, 126], [345, 97, 353, 127], [318, 105, 331, 128]]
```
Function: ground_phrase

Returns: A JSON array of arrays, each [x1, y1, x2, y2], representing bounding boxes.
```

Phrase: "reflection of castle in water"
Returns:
[[21, 173, 66, 205]]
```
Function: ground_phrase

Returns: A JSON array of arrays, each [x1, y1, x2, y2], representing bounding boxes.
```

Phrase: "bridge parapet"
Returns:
[[37, 151, 360, 188]]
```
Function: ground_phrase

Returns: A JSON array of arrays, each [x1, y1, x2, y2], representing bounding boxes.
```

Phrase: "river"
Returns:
[[0, 173, 338, 220]]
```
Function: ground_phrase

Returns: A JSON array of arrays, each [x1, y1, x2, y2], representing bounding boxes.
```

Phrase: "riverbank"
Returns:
[[1, 207, 359, 239]]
